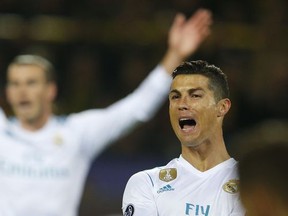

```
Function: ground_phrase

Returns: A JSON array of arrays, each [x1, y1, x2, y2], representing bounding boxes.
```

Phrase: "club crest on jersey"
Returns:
[[159, 168, 177, 182], [53, 133, 63, 146], [124, 204, 134, 216], [223, 179, 240, 194]]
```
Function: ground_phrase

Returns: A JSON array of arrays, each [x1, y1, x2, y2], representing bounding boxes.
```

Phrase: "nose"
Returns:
[[178, 97, 189, 111], [14, 84, 26, 92]]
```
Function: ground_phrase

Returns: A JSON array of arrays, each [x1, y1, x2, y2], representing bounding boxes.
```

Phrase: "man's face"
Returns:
[[6, 64, 55, 124], [169, 74, 222, 147]]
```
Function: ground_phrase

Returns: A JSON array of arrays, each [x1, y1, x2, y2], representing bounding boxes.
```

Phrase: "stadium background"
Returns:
[[0, 0, 288, 215]]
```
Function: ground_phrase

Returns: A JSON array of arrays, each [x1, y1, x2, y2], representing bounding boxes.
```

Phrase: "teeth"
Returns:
[[179, 118, 196, 129]]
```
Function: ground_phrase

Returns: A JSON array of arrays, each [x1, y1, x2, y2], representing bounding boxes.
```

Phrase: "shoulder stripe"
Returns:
[[146, 173, 154, 187]]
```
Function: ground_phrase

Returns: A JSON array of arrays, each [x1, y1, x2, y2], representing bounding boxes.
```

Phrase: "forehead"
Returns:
[[8, 64, 46, 80], [171, 74, 210, 91]]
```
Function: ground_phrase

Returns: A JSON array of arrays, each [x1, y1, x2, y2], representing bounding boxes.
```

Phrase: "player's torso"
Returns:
[[0, 118, 89, 215], [151, 158, 240, 216]]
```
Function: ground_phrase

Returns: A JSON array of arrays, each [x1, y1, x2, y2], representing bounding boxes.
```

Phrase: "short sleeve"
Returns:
[[230, 196, 246, 216], [122, 171, 158, 216]]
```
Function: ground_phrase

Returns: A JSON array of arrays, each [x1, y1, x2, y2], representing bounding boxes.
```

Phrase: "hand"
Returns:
[[161, 9, 212, 74]]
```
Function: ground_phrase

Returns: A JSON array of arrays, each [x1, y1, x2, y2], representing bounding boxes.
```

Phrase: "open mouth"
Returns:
[[19, 101, 31, 106], [17, 101, 32, 110], [179, 118, 196, 130]]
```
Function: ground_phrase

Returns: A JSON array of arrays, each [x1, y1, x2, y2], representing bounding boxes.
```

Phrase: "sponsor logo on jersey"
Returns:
[[222, 179, 240, 194], [185, 203, 210, 216], [159, 168, 177, 182], [124, 204, 134, 216], [157, 184, 175, 193], [0, 157, 70, 179]]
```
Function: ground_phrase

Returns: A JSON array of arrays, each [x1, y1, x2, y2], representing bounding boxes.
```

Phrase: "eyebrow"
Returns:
[[169, 87, 205, 95], [169, 89, 180, 95]]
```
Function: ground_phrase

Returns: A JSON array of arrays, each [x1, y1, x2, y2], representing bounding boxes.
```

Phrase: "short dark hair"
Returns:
[[7, 54, 56, 82], [172, 60, 229, 102]]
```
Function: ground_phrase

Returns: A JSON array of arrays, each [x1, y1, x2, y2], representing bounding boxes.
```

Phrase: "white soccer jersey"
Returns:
[[0, 65, 171, 216], [0, 108, 6, 130], [122, 155, 245, 216]]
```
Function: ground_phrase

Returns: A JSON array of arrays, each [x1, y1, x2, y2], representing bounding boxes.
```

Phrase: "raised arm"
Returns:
[[72, 9, 213, 159], [161, 9, 212, 74]]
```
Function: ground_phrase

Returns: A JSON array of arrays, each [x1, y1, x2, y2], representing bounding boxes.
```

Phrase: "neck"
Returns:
[[181, 138, 230, 172], [20, 114, 51, 131]]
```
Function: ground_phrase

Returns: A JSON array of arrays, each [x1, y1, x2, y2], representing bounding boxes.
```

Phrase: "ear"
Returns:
[[217, 98, 231, 117]]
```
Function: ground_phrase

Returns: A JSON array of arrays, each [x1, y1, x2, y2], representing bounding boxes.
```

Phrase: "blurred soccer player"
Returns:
[[0, 9, 212, 216]]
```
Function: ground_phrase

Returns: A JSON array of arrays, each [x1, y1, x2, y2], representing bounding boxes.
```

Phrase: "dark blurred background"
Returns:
[[0, 0, 288, 215]]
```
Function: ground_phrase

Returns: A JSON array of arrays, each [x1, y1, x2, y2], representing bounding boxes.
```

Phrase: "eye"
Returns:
[[7, 81, 18, 87], [169, 93, 180, 100], [191, 94, 201, 98], [27, 80, 37, 86]]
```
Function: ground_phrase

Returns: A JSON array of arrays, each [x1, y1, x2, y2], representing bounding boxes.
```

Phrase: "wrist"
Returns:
[[161, 49, 185, 75]]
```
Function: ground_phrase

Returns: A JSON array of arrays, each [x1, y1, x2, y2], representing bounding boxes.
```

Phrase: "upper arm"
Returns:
[[67, 66, 171, 159], [122, 172, 158, 216], [230, 196, 246, 216]]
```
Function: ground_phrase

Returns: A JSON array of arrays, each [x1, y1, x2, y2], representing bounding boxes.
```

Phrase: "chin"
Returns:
[[182, 141, 201, 148]]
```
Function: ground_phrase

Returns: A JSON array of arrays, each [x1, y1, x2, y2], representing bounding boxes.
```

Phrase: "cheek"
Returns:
[[199, 107, 218, 125], [202, 101, 218, 113], [6, 89, 17, 104], [169, 109, 178, 128], [32, 88, 48, 100], [169, 104, 175, 118], [169, 111, 176, 125]]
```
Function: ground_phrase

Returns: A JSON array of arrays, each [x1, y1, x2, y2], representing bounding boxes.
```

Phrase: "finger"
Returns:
[[171, 13, 186, 30], [188, 9, 213, 29]]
